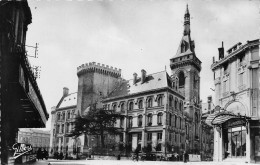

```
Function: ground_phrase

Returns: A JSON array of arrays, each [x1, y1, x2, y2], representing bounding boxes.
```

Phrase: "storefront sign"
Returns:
[[12, 143, 33, 159]]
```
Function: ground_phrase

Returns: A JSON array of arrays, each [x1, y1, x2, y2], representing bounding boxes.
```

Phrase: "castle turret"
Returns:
[[76, 62, 122, 115]]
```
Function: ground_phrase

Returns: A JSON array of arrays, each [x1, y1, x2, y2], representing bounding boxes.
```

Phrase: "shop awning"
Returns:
[[205, 111, 239, 126]]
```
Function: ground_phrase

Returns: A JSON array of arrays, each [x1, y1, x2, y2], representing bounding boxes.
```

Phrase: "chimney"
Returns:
[[63, 87, 69, 97], [133, 73, 137, 84], [212, 56, 215, 63], [141, 69, 146, 83], [218, 41, 224, 60]]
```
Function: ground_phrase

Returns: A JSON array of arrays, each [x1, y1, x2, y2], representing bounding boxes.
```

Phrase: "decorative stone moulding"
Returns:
[[77, 62, 121, 77]]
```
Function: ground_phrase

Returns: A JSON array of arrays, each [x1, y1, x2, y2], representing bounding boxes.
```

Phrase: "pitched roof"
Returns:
[[107, 71, 172, 99], [58, 92, 77, 109]]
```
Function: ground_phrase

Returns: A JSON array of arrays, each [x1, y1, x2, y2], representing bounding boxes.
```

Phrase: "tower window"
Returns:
[[178, 71, 185, 88]]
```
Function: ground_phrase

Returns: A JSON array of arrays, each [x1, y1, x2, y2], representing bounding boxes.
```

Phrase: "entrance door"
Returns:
[[227, 126, 246, 158]]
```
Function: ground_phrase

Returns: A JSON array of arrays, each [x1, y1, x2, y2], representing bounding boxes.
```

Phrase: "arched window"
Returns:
[[157, 96, 163, 106], [179, 101, 182, 111], [67, 111, 70, 119], [169, 96, 173, 107], [147, 98, 152, 108], [169, 113, 172, 126], [194, 112, 198, 136], [157, 113, 163, 125], [138, 100, 143, 109], [57, 113, 61, 121], [178, 71, 185, 88], [128, 102, 134, 110], [107, 104, 110, 110], [174, 98, 178, 109], [66, 123, 69, 133], [112, 104, 117, 111], [57, 124, 60, 133], [62, 112, 65, 120], [120, 103, 125, 112], [175, 115, 177, 127], [138, 115, 143, 127], [179, 118, 182, 129], [186, 124, 189, 138], [129, 116, 133, 128], [147, 114, 153, 126], [62, 124, 64, 133]]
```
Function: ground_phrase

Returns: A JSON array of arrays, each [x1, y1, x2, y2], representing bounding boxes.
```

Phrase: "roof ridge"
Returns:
[[126, 70, 167, 81]]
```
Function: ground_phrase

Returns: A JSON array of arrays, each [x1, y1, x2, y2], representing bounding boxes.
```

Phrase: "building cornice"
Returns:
[[102, 87, 184, 103], [211, 39, 260, 70]]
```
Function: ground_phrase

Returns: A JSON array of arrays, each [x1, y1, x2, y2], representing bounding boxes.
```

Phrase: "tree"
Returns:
[[67, 107, 124, 148]]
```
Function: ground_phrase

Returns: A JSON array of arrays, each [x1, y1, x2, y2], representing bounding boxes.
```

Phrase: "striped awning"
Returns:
[[205, 111, 238, 126]]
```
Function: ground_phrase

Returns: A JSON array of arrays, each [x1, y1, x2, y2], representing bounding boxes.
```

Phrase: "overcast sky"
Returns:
[[26, 0, 260, 130]]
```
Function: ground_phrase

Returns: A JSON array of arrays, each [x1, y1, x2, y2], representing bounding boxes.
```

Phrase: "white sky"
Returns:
[[26, 0, 260, 130]]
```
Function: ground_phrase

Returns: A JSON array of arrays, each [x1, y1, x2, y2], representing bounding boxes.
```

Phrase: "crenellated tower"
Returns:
[[76, 62, 122, 115], [170, 5, 202, 154]]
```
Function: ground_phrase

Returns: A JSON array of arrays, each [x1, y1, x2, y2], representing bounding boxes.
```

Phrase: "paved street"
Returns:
[[29, 159, 258, 165]]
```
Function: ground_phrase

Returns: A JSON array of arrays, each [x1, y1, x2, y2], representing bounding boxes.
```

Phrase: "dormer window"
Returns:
[[181, 41, 188, 53]]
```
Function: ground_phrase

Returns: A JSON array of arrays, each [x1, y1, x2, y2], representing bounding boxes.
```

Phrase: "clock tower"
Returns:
[[170, 5, 202, 153]]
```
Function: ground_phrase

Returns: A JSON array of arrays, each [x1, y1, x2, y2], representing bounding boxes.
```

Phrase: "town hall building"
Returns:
[[50, 5, 203, 158]]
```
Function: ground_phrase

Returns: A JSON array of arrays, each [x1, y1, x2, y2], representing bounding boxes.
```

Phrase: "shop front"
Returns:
[[206, 105, 260, 163]]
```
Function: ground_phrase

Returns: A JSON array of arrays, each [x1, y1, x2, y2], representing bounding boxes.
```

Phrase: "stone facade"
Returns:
[[18, 128, 50, 152], [169, 5, 202, 154], [50, 88, 84, 158], [76, 62, 122, 114], [102, 70, 186, 155], [211, 39, 260, 163]]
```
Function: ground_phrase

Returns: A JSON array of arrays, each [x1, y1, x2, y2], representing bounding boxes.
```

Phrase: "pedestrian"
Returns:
[[43, 149, 48, 160], [36, 148, 42, 160], [59, 152, 64, 160], [183, 151, 186, 163]]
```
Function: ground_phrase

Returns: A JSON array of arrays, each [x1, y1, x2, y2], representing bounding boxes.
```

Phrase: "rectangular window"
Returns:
[[157, 133, 162, 140], [128, 134, 132, 143], [138, 133, 142, 141], [120, 134, 123, 142], [147, 133, 152, 141], [120, 118, 124, 128]]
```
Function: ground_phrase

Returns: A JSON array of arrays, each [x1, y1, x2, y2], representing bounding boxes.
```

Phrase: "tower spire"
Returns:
[[184, 4, 190, 36]]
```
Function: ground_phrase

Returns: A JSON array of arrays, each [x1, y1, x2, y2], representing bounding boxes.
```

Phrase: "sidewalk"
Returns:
[[28, 159, 259, 165]]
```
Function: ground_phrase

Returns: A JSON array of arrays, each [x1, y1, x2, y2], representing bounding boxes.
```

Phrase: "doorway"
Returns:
[[225, 126, 246, 158]]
